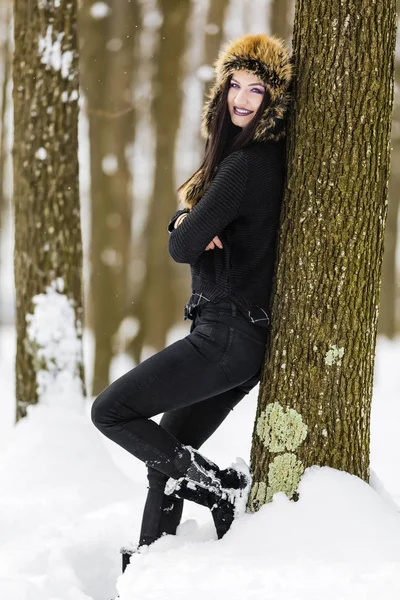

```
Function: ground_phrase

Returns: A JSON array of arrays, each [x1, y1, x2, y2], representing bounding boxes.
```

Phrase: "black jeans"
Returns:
[[91, 299, 268, 546]]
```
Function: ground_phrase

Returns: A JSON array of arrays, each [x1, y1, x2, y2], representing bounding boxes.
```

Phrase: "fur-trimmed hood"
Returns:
[[201, 33, 293, 144], [178, 33, 293, 208]]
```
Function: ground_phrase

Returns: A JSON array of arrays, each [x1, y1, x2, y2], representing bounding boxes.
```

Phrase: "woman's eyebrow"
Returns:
[[231, 77, 265, 87]]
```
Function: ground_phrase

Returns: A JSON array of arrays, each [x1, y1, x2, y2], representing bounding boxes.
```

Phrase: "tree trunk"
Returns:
[[378, 58, 400, 338], [270, 0, 292, 41], [201, 0, 229, 108], [249, 0, 397, 511], [79, 0, 138, 395], [130, 0, 190, 359], [0, 0, 11, 325], [13, 0, 86, 420]]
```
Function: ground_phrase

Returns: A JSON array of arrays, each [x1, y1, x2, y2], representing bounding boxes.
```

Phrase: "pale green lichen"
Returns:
[[256, 402, 308, 452], [265, 453, 304, 503], [248, 481, 267, 513], [325, 345, 344, 366]]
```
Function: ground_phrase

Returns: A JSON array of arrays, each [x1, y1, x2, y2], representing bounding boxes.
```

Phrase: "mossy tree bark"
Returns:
[[80, 0, 139, 394], [13, 0, 86, 421], [249, 0, 397, 510]]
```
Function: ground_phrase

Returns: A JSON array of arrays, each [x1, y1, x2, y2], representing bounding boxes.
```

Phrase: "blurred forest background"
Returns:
[[0, 0, 399, 398]]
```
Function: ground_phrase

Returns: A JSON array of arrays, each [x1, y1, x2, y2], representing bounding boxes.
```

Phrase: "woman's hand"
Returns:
[[205, 236, 223, 251], [174, 212, 223, 251]]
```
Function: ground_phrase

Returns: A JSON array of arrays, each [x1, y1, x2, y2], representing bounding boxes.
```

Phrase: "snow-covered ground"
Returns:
[[0, 328, 399, 600]]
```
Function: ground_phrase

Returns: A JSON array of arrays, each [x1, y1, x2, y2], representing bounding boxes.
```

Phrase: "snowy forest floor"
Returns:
[[0, 326, 399, 600]]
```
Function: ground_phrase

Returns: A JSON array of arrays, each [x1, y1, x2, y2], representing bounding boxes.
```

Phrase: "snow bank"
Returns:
[[0, 336, 399, 600], [0, 403, 143, 600], [118, 467, 400, 600]]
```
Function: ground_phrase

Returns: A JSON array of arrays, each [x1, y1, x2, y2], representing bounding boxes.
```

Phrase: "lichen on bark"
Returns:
[[265, 453, 304, 503], [325, 345, 345, 366], [248, 481, 267, 512], [256, 402, 308, 452]]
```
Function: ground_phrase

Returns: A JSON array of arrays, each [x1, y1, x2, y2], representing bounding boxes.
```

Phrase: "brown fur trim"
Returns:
[[179, 33, 293, 208], [202, 33, 293, 143]]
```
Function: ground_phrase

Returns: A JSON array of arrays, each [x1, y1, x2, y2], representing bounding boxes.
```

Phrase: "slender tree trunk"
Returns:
[[270, 0, 292, 41], [80, 0, 138, 394], [131, 0, 190, 358], [378, 58, 400, 338], [0, 1, 11, 325], [13, 0, 86, 420], [201, 0, 229, 107], [249, 0, 397, 511]]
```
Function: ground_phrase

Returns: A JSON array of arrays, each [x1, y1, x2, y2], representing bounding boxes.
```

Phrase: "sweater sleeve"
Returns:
[[167, 208, 191, 233], [168, 151, 248, 264]]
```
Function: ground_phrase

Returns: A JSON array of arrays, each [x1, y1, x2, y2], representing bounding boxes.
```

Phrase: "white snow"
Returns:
[[25, 279, 85, 407], [204, 23, 220, 35], [0, 329, 399, 599], [35, 147, 47, 160], [38, 25, 74, 80], [100, 247, 122, 267], [196, 64, 215, 82], [106, 38, 123, 52], [90, 2, 111, 20], [102, 153, 118, 176], [142, 9, 163, 31]]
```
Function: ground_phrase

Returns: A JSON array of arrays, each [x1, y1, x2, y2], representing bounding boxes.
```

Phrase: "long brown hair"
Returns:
[[177, 75, 271, 204]]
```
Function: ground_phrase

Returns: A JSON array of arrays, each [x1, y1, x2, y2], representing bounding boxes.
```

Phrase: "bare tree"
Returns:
[[249, 0, 397, 510], [270, 0, 292, 41], [201, 0, 229, 107], [13, 0, 86, 420], [80, 0, 139, 394], [0, 0, 11, 324], [130, 0, 191, 361], [378, 12, 400, 338]]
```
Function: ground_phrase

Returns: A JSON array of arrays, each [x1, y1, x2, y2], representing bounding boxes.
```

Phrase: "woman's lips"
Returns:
[[233, 107, 253, 116]]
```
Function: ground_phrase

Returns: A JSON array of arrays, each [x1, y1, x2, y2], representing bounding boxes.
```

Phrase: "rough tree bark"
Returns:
[[13, 0, 86, 420], [79, 0, 138, 394], [249, 0, 397, 511]]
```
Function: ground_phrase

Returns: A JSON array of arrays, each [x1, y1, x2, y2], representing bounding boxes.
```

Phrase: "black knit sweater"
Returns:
[[167, 140, 286, 327]]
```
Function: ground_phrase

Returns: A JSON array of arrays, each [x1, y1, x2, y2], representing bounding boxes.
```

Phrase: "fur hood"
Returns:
[[201, 33, 293, 144], [178, 33, 293, 208]]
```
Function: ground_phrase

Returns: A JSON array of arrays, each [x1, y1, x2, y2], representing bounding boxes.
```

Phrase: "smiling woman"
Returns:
[[91, 33, 293, 563], [227, 70, 266, 128]]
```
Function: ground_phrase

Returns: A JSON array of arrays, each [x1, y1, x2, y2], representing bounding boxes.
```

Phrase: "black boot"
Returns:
[[164, 446, 252, 539], [120, 543, 140, 573]]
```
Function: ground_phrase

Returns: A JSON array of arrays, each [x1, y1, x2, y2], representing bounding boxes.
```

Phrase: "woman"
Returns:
[[91, 33, 293, 565]]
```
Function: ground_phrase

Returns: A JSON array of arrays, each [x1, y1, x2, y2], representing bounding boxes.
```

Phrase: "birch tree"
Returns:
[[249, 0, 397, 510], [13, 0, 86, 420]]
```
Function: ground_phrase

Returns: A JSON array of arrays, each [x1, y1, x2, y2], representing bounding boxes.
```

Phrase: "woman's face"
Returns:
[[227, 70, 266, 128]]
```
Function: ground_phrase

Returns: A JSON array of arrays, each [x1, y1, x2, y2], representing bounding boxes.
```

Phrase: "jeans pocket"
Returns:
[[220, 326, 267, 384], [187, 316, 231, 363]]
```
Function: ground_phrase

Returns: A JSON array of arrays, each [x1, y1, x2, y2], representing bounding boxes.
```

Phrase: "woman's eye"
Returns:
[[252, 88, 264, 94], [230, 82, 239, 88]]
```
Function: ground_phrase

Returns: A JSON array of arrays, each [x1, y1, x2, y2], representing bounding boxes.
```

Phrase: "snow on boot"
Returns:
[[120, 542, 140, 573], [165, 447, 252, 539]]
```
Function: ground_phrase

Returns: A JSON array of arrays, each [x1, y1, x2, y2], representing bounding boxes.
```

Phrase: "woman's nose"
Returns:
[[234, 89, 248, 105]]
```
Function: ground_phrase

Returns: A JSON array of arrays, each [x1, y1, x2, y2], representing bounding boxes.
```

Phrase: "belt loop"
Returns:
[[230, 301, 237, 316]]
